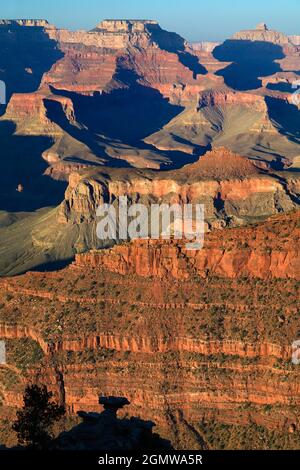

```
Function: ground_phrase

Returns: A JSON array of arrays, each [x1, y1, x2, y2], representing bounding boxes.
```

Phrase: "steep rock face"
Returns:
[[3, 92, 75, 136], [41, 46, 119, 94], [0, 212, 299, 448], [0, 19, 51, 27], [0, 323, 294, 359], [59, 148, 298, 227], [62, 174, 294, 223], [74, 210, 300, 280], [75, 239, 299, 281], [232, 23, 293, 46], [42, 18, 208, 99], [197, 89, 267, 112], [190, 42, 220, 52], [47, 19, 184, 51]]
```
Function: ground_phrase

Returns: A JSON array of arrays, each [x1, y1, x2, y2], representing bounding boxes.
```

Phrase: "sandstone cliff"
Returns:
[[0, 212, 299, 449], [232, 23, 292, 46], [190, 42, 220, 53], [59, 147, 299, 231], [0, 19, 300, 450]]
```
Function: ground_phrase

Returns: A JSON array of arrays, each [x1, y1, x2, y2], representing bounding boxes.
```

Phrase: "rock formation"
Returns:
[[0, 18, 300, 450], [189, 42, 220, 52], [0, 211, 299, 449], [0, 19, 51, 27], [74, 210, 300, 280], [232, 23, 292, 45], [58, 146, 298, 231]]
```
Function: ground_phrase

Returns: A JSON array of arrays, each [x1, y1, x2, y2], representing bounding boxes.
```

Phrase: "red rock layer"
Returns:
[[74, 209, 299, 280], [197, 89, 268, 112], [41, 45, 119, 94]]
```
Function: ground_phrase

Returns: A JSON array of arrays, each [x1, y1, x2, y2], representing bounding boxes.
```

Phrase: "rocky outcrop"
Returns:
[[75, 240, 299, 281], [59, 148, 298, 227], [0, 19, 51, 27], [232, 23, 292, 46], [197, 89, 268, 112], [0, 211, 299, 448], [0, 322, 293, 359], [62, 174, 293, 223], [190, 42, 220, 52], [94, 19, 159, 33], [3, 92, 75, 136], [73, 209, 300, 280], [46, 19, 183, 51]]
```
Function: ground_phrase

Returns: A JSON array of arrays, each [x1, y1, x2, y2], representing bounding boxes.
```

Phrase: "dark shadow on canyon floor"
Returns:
[[0, 121, 67, 212], [266, 96, 300, 144], [48, 71, 184, 144], [0, 23, 63, 103], [44, 70, 203, 169], [213, 40, 285, 90], [266, 82, 296, 93], [46, 77, 207, 170], [147, 24, 207, 78]]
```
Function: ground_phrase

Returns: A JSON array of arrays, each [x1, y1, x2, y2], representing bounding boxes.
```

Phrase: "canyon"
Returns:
[[0, 18, 299, 450], [0, 211, 299, 448]]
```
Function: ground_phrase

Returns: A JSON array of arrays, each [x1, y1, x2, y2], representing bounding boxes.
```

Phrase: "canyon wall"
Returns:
[[60, 147, 299, 228], [232, 23, 292, 45], [190, 42, 220, 52], [0, 19, 300, 449], [0, 211, 299, 449]]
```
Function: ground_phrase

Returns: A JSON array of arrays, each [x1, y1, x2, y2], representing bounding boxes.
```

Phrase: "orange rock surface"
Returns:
[[0, 212, 299, 448]]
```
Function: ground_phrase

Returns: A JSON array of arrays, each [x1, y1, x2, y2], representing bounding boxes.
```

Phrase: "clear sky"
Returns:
[[2, 0, 300, 42]]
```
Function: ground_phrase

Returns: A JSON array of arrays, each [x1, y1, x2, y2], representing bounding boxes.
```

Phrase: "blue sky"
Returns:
[[2, 0, 300, 41]]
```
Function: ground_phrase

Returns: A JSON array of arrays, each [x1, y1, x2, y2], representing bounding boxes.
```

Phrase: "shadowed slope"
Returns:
[[266, 97, 300, 145], [213, 40, 284, 90], [0, 22, 63, 103], [143, 22, 208, 78], [48, 67, 184, 145], [0, 121, 66, 212]]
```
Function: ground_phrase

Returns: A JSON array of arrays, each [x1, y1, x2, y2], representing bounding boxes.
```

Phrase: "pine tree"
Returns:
[[12, 384, 65, 449]]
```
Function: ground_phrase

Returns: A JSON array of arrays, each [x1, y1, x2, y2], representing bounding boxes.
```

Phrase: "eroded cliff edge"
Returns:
[[0, 211, 299, 449]]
